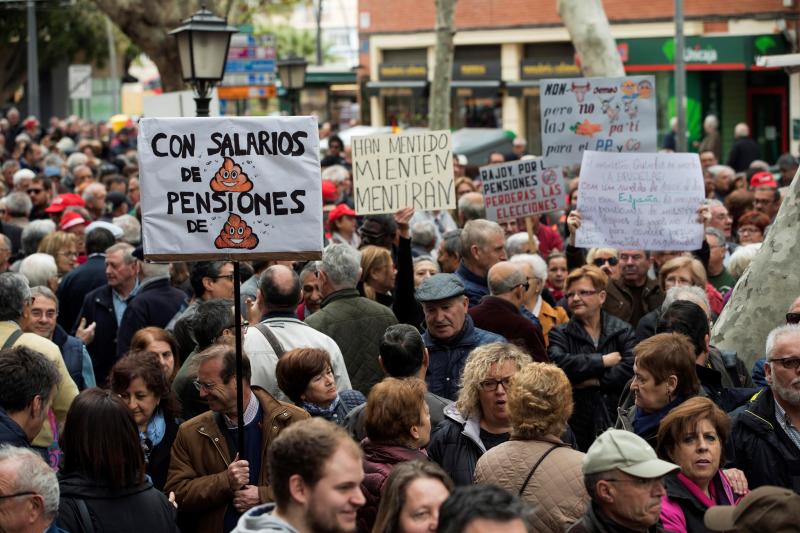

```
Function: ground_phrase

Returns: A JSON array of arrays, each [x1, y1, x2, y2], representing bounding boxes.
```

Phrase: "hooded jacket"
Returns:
[[56, 472, 178, 533], [232, 503, 299, 533]]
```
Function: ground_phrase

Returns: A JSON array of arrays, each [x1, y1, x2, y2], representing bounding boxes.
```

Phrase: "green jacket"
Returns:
[[306, 288, 397, 395]]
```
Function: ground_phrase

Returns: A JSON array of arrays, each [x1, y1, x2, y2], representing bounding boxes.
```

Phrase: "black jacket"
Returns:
[[0, 408, 28, 447], [548, 312, 636, 451], [75, 284, 120, 387], [57, 254, 107, 332], [57, 473, 178, 533], [567, 503, 667, 533], [662, 471, 736, 533], [146, 416, 181, 491], [117, 277, 186, 358], [0, 220, 22, 259], [728, 387, 800, 493], [726, 137, 760, 173], [427, 404, 492, 486]]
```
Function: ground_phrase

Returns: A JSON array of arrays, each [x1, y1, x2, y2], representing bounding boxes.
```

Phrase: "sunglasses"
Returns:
[[593, 256, 619, 267], [787, 313, 800, 325]]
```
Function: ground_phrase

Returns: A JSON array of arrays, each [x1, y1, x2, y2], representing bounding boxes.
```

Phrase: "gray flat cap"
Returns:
[[415, 273, 465, 303]]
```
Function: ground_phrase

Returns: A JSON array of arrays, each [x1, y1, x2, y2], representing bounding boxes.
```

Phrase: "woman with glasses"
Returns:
[[586, 248, 620, 280], [110, 351, 182, 490], [275, 347, 364, 426], [735, 210, 769, 245], [427, 343, 532, 486], [37, 231, 78, 279], [548, 265, 637, 452]]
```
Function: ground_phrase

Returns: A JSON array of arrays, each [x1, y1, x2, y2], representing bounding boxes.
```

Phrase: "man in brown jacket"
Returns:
[[603, 250, 663, 328], [165, 344, 308, 533]]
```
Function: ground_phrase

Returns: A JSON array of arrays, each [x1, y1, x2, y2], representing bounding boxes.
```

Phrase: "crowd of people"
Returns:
[[0, 106, 798, 533]]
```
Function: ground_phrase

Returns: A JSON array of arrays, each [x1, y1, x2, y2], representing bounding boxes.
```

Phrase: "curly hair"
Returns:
[[456, 343, 532, 419], [508, 363, 572, 439]]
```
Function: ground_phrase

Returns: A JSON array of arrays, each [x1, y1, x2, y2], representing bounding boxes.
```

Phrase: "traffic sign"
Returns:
[[225, 59, 276, 73], [68, 64, 92, 100], [217, 85, 277, 100]]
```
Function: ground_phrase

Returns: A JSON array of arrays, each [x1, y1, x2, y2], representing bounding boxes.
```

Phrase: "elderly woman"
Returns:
[[510, 253, 568, 345], [37, 230, 78, 278], [329, 203, 360, 248], [656, 397, 743, 533], [548, 265, 637, 451], [616, 332, 701, 447], [427, 342, 532, 485], [110, 351, 182, 490], [454, 176, 477, 200], [359, 245, 396, 306], [372, 460, 453, 533], [728, 243, 762, 280], [276, 347, 365, 425], [129, 327, 180, 383], [736, 210, 769, 245], [412, 256, 439, 288], [659, 255, 723, 316], [475, 363, 589, 532], [18, 252, 59, 293], [358, 377, 431, 533]]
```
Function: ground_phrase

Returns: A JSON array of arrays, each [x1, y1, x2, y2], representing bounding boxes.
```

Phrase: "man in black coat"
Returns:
[[728, 324, 800, 493], [726, 122, 761, 172], [57, 227, 116, 331], [0, 219, 22, 259]]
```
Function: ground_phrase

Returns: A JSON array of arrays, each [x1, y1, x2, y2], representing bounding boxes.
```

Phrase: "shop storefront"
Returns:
[[366, 48, 429, 128], [451, 45, 503, 129], [298, 67, 359, 129]]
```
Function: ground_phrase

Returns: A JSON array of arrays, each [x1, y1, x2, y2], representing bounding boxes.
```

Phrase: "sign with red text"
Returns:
[[137, 116, 323, 261], [481, 158, 566, 222]]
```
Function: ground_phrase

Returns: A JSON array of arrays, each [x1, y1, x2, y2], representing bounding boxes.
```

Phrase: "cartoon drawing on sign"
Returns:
[[621, 80, 638, 98], [623, 98, 638, 120], [214, 213, 260, 249], [600, 99, 620, 123], [571, 82, 591, 103], [637, 80, 653, 99], [210, 157, 254, 193], [570, 119, 603, 137]]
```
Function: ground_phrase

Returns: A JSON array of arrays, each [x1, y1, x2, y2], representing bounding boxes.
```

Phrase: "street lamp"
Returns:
[[277, 57, 309, 115], [170, 6, 238, 117]]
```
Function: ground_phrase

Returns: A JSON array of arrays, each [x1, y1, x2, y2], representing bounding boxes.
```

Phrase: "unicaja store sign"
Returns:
[[684, 45, 718, 64]]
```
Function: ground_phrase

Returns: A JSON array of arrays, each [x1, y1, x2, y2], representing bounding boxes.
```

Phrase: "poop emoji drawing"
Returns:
[[210, 157, 254, 193], [214, 213, 260, 249]]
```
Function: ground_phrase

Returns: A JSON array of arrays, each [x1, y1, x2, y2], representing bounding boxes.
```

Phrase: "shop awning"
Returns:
[[756, 53, 800, 73], [505, 80, 540, 97], [451, 80, 502, 98], [365, 80, 428, 97]]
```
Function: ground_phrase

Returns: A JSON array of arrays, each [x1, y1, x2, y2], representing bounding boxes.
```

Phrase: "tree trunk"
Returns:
[[711, 173, 800, 367], [428, 0, 456, 131], [557, 0, 624, 78]]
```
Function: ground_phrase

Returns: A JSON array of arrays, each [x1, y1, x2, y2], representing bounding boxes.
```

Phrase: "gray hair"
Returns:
[[299, 260, 319, 281], [321, 165, 349, 184], [765, 324, 800, 361], [65, 153, 88, 172], [142, 261, 170, 279], [488, 264, 526, 295], [441, 229, 462, 257], [0, 272, 31, 320], [413, 255, 439, 271], [21, 220, 56, 256], [30, 285, 58, 305], [662, 285, 709, 314], [410, 221, 437, 250], [734, 123, 750, 138], [0, 445, 59, 520], [457, 192, 486, 222], [461, 219, 503, 260], [112, 214, 141, 245], [19, 254, 57, 289], [704, 227, 725, 246], [82, 182, 106, 203], [706, 165, 734, 178], [704, 198, 724, 208], [510, 253, 547, 281], [728, 243, 761, 279], [1, 160, 19, 172], [105, 242, 136, 263], [320, 243, 361, 289], [42, 153, 64, 168], [506, 232, 537, 257], [3, 191, 32, 218], [704, 115, 719, 130]]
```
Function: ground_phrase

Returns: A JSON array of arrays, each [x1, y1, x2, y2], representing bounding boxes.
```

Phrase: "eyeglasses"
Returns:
[[566, 289, 599, 300], [767, 357, 800, 370], [0, 491, 37, 500], [479, 377, 512, 392], [592, 256, 619, 267], [513, 281, 530, 292], [787, 313, 800, 325], [221, 321, 249, 335], [192, 379, 218, 392], [737, 227, 761, 236], [30, 310, 57, 320], [213, 274, 235, 282]]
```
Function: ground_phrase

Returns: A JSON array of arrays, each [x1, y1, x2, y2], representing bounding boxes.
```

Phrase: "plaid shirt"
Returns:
[[774, 400, 800, 452]]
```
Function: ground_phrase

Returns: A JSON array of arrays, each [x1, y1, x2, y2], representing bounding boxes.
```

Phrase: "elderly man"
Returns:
[[698, 115, 722, 162], [0, 445, 63, 533], [437, 229, 461, 274], [456, 219, 507, 307], [0, 273, 77, 453], [704, 228, 735, 297], [707, 165, 734, 201], [165, 345, 308, 533], [568, 429, 678, 533], [417, 274, 504, 400], [468, 261, 547, 361], [456, 192, 486, 227], [777, 153, 799, 187], [603, 250, 663, 328], [726, 123, 760, 172], [306, 244, 397, 394], [699, 150, 718, 171], [729, 323, 800, 493], [81, 182, 107, 221], [751, 172, 781, 222], [510, 253, 568, 345]]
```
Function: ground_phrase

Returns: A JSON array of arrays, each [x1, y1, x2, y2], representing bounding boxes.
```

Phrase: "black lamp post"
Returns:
[[277, 57, 308, 115], [170, 7, 238, 117]]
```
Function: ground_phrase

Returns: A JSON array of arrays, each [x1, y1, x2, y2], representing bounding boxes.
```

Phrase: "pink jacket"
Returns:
[[660, 471, 740, 533]]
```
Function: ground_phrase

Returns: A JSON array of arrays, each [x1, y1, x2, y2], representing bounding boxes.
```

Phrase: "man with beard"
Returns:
[[729, 324, 800, 493], [232, 418, 366, 533]]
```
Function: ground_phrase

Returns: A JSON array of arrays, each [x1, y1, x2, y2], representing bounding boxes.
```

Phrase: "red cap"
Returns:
[[322, 180, 338, 203], [750, 171, 778, 189], [45, 193, 86, 213], [59, 211, 88, 231], [328, 203, 356, 223]]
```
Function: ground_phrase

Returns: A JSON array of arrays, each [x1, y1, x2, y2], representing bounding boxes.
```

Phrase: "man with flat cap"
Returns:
[[417, 273, 505, 401], [568, 429, 679, 533]]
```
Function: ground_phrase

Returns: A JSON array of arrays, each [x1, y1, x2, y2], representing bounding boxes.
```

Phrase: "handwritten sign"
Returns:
[[480, 158, 566, 222], [138, 116, 323, 261], [575, 151, 705, 251], [539, 75, 657, 168], [352, 130, 455, 215]]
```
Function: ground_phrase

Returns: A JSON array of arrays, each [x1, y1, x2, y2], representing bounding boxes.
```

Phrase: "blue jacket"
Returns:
[[423, 315, 506, 401], [52, 324, 93, 390], [455, 262, 488, 308], [75, 284, 120, 387], [0, 407, 28, 447]]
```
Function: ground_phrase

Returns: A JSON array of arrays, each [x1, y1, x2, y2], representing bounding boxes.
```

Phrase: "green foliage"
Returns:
[[258, 24, 336, 63]]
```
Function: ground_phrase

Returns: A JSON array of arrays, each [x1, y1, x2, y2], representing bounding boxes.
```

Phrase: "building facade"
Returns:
[[358, 0, 800, 159]]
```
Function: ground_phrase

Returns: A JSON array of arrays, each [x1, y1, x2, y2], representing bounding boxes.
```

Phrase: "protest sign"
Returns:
[[352, 130, 455, 215], [539, 75, 657, 167], [138, 116, 323, 261], [575, 151, 705, 251], [481, 158, 566, 222]]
